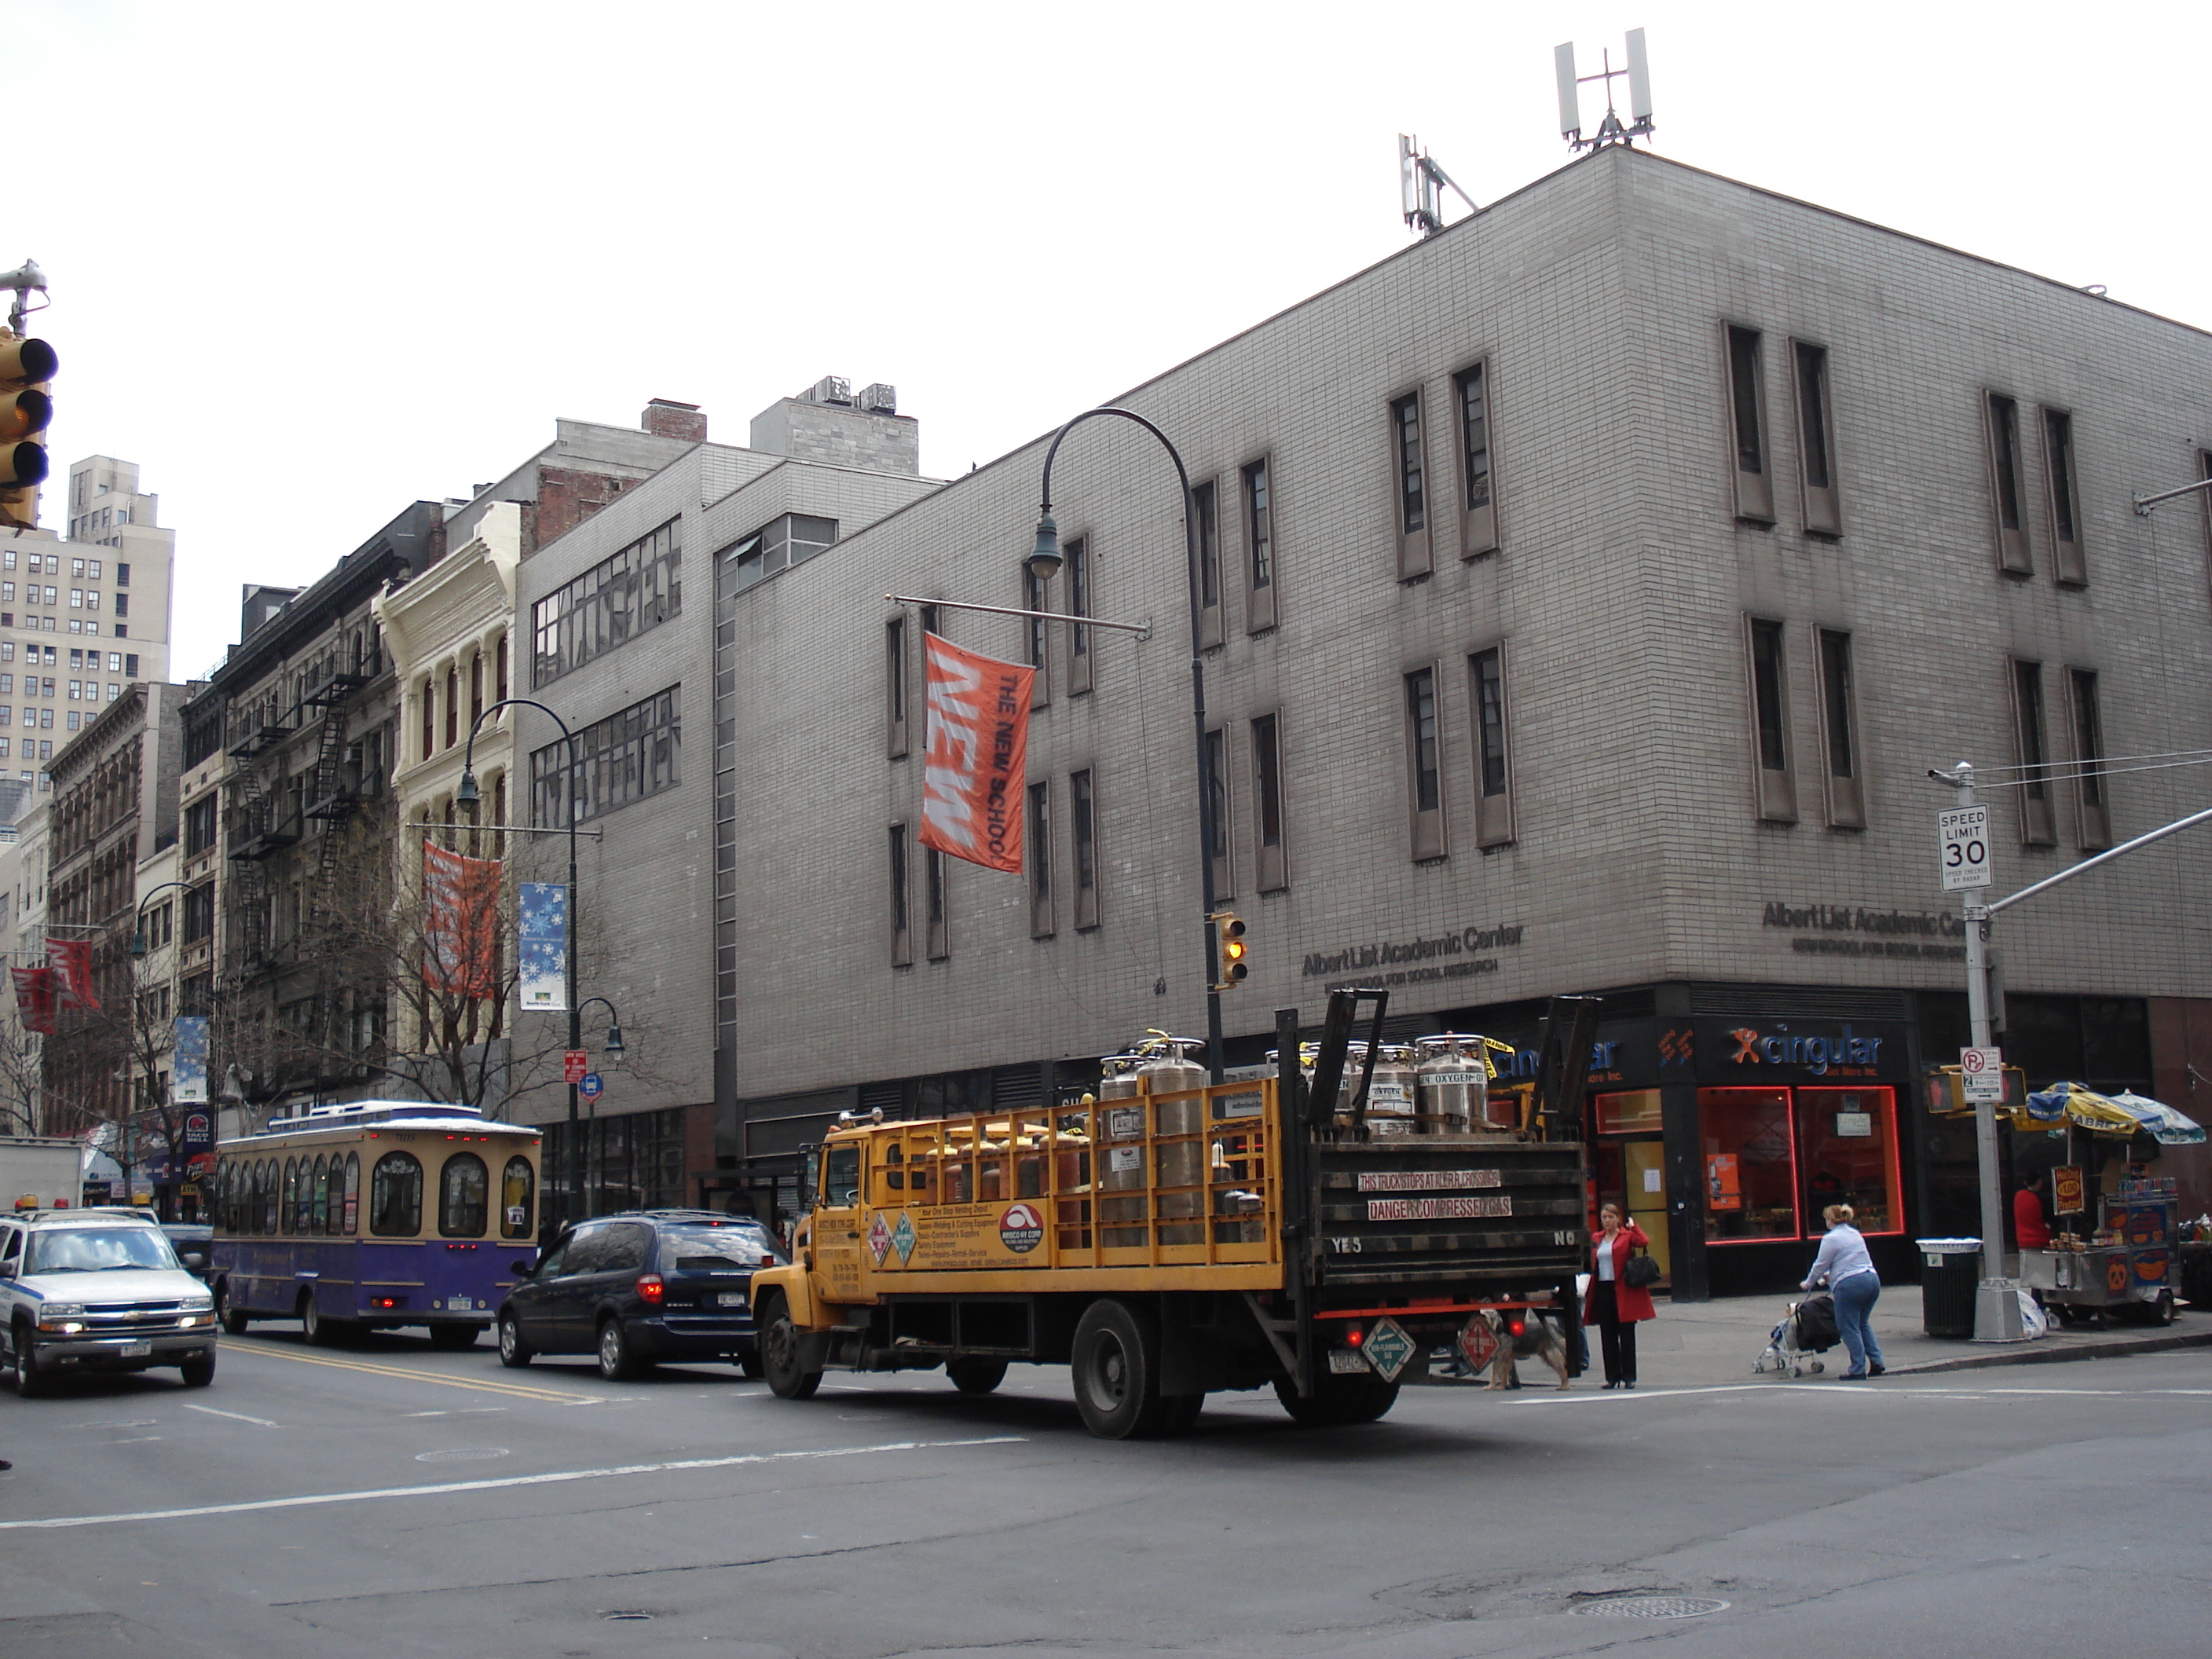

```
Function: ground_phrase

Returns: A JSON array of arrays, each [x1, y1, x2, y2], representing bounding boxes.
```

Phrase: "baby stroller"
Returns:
[[1753, 1291, 1838, 1379]]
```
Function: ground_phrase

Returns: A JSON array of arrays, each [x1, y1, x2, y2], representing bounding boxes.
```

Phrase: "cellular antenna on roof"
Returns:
[[1555, 29, 1655, 152], [1398, 134, 1477, 238]]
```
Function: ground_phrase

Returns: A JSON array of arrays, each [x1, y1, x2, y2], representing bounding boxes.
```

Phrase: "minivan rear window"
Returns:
[[660, 1224, 783, 1273]]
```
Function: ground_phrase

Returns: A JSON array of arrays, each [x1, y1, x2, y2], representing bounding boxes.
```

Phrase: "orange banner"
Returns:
[[423, 841, 502, 998], [918, 632, 1035, 874]]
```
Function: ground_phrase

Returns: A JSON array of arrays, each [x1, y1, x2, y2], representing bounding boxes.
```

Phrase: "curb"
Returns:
[[1884, 1328, 2212, 1375]]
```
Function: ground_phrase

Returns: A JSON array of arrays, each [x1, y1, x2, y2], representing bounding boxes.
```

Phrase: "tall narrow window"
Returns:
[[1469, 645, 1514, 848], [444, 665, 460, 749], [2070, 668, 2109, 850], [1251, 712, 1287, 892], [1726, 326, 1775, 522], [885, 617, 909, 757], [1454, 360, 1499, 557], [1071, 768, 1100, 929], [1987, 393, 2031, 574], [1027, 781, 1054, 938], [1793, 342, 1841, 536], [1242, 457, 1276, 634], [888, 823, 912, 966], [1391, 391, 1431, 577], [469, 651, 484, 724], [2012, 658, 2055, 844], [1065, 537, 1093, 695], [1022, 564, 1049, 709], [1204, 727, 1231, 899], [2044, 408, 2086, 585], [1746, 617, 1797, 822], [1816, 628, 1864, 828], [925, 846, 950, 960], [1192, 480, 1223, 647], [419, 677, 434, 760], [1403, 666, 1445, 860]]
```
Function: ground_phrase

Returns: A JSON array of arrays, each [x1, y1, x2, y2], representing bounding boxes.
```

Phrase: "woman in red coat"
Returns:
[[1583, 1203, 1657, 1388]]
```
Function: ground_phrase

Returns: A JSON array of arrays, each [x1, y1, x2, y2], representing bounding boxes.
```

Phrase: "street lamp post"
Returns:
[[1025, 407, 1225, 1082], [456, 698, 583, 1225]]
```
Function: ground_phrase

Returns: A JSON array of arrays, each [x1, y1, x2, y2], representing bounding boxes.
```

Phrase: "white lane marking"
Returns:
[[104, 1437, 163, 1445], [79, 1419, 161, 1430], [181, 1404, 280, 1427], [402, 1408, 507, 1418], [0, 1436, 1028, 1531]]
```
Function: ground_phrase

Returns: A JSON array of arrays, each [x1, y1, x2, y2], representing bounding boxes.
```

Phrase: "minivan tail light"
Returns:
[[635, 1273, 665, 1306]]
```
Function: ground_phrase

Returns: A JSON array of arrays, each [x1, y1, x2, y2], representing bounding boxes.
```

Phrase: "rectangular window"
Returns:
[[1469, 644, 1513, 847], [1726, 325, 1775, 522], [1390, 390, 1431, 577], [925, 847, 950, 960], [530, 518, 682, 686], [1454, 359, 1499, 557], [1987, 393, 2032, 574], [112, 593, 126, 617], [1240, 457, 1276, 634], [1065, 536, 1092, 695], [86, 560, 99, 580], [1793, 342, 1842, 536], [1251, 712, 1287, 892], [123, 653, 137, 676], [2012, 658, 2055, 844], [530, 685, 680, 826], [2044, 408, 2086, 585], [888, 824, 912, 966], [182, 882, 214, 943], [2070, 668, 2109, 850], [885, 617, 910, 758], [185, 796, 218, 855], [1192, 479, 1223, 647], [1403, 665, 1445, 860], [115, 562, 129, 585], [1027, 781, 1054, 939], [1204, 727, 1231, 900], [1746, 617, 1797, 822], [1698, 1087, 1799, 1243], [1022, 564, 1049, 709], [1816, 628, 1864, 828], [1070, 767, 1100, 929], [723, 512, 837, 595]]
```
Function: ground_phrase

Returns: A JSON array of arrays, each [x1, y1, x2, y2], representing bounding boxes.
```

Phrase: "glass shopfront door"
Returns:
[[1592, 1090, 1671, 1281]]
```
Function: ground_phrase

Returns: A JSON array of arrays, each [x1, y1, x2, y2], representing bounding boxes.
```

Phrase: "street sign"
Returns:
[[562, 1049, 588, 1085], [1938, 806, 1990, 892], [1960, 1046, 2003, 1104], [579, 1073, 603, 1101]]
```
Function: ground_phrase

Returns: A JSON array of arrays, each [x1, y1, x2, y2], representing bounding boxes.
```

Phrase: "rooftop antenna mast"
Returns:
[[1555, 29, 1655, 152], [1398, 134, 1478, 238]]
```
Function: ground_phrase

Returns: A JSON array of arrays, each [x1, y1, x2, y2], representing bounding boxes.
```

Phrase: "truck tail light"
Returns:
[[635, 1273, 665, 1306]]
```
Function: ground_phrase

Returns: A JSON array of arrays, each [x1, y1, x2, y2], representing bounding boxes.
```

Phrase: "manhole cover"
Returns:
[[414, 1447, 511, 1463], [1570, 1596, 1730, 1620]]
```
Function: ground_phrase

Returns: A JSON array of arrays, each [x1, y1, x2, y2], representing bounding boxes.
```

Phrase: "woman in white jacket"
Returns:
[[1802, 1203, 1884, 1379]]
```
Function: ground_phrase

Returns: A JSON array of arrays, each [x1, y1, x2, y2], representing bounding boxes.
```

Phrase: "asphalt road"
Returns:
[[1, 1329, 2205, 1659]]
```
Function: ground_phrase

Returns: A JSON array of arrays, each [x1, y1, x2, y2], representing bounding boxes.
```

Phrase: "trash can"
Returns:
[[1917, 1238, 1983, 1339]]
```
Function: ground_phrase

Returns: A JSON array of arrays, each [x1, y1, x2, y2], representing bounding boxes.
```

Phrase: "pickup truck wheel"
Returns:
[[179, 1353, 217, 1388], [1273, 1372, 1400, 1427], [947, 1357, 1007, 1395], [760, 1294, 822, 1400], [215, 1283, 250, 1335], [1071, 1298, 1170, 1439], [9, 1324, 48, 1398]]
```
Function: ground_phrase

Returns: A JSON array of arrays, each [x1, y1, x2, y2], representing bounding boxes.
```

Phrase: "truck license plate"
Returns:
[[449, 1297, 474, 1312], [718, 1291, 747, 1307], [1328, 1350, 1370, 1374], [122, 1340, 152, 1357]]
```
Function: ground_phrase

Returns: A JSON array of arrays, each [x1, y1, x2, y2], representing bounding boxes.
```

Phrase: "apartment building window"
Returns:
[[1746, 617, 1797, 822], [469, 651, 484, 725], [1251, 712, 1287, 892], [182, 882, 214, 943], [1066, 536, 1093, 695], [885, 617, 910, 757], [1986, 394, 2032, 574], [1725, 325, 1775, 523], [1204, 727, 1231, 899], [1815, 628, 1865, 828], [1793, 342, 1842, 536], [444, 666, 460, 749], [2044, 408, 2086, 585], [724, 513, 836, 595], [1391, 390, 1431, 578], [531, 685, 680, 826], [1070, 767, 1100, 929], [1454, 359, 1499, 558], [115, 562, 128, 585], [1027, 782, 1054, 938], [1469, 644, 1514, 847], [888, 823, 912, 966], [1193, 479, 1223, 647], [2070, 668, 2110, 850], [531, 518, 683, 685], [2011, 659, 2056, 844], [1404, 665, 1445, 860], [925, 846, 950, 960], [1241, 457, 1276, 634], [1022, 563, 1049, 709]]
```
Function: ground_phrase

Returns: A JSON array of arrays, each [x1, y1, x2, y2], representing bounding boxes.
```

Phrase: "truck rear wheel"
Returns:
[[1273, 1371, 1400, 1427], [946, 1357, 1007, 1395], [760, 1293, 822, 1401], [1071, 1298, 1170, 1439]]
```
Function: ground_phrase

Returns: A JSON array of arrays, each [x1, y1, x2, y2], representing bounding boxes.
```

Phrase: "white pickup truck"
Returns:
[[1, 1210, 218, 1396]]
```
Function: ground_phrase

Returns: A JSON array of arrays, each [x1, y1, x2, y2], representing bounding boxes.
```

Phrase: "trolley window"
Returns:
[[281, 1158, 299, 1235], [369, 1151, 424, 1236], [342, 1152, 361, 1235], [439, 1153, 489, 1238], [261, 1160, 278, 1235], [499, 1155, 534, 1240], [311, 1155, 331, 1234]]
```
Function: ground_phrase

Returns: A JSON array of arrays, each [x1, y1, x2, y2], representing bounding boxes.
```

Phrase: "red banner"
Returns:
[[47, 939, 98, 1013], [9, 965, 53, 1034], [422, 841, 502, 998], [918, 632, 1035, 874]]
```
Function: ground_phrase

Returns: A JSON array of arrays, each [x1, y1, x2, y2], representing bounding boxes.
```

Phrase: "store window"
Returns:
[[1796, 1087, 1903, 1235], [1698, 1087, 1800, 1242], [1595, 1090, 1663, 1133]]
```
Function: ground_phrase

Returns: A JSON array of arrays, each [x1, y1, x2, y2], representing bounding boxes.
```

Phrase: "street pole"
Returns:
[[1954, 764, 2021, 1342]]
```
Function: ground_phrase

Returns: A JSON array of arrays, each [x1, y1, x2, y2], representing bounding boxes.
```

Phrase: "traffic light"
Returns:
[[1213, 910, 1249, 989], [0, 334, 56, 532]]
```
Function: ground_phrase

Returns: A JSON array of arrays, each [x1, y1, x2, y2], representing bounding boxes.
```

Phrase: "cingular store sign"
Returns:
[[1702, 1017, 1897, 1079]]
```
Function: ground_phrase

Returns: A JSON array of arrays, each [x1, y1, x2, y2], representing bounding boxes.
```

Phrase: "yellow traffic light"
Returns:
[[0, 334, 56, 532], [1213, 911, 1249, 989]]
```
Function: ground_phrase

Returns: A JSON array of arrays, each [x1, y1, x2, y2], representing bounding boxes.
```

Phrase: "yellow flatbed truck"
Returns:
[[752, 991, 1597, 1437]]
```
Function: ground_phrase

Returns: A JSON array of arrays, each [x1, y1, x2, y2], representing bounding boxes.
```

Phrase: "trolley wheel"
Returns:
[[497, 1313, 534, 1368], [1071, 1298, 1170, 1439], [215, 1282, 250, 1335], [301, 1291, 353, 1347], [946, 1357, 1008, 1395], [760, 1293, 822, 1401], [1273, 1370, 1399, 1427]]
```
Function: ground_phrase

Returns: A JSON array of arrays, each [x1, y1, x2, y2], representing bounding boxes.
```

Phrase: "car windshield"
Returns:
[[660, 1223, 783, 1273], [24, 1227, 182, 1275]]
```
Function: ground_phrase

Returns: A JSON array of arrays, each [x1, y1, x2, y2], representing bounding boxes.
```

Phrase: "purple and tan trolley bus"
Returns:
[[211, 1101, 541, 1346]]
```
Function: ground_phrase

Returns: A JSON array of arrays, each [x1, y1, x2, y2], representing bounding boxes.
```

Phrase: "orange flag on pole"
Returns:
[[918, 632, 1035, 874]]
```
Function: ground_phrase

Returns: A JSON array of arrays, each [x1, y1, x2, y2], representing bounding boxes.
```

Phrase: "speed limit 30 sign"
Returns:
[[1938, 806, 1990, 892]]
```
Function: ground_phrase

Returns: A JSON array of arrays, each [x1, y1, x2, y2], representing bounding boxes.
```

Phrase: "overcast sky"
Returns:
[[16, 1, 2209, 674]]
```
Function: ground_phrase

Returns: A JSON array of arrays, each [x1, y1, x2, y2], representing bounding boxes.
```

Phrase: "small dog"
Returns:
[[1480, 1308, 1573, 1390]]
